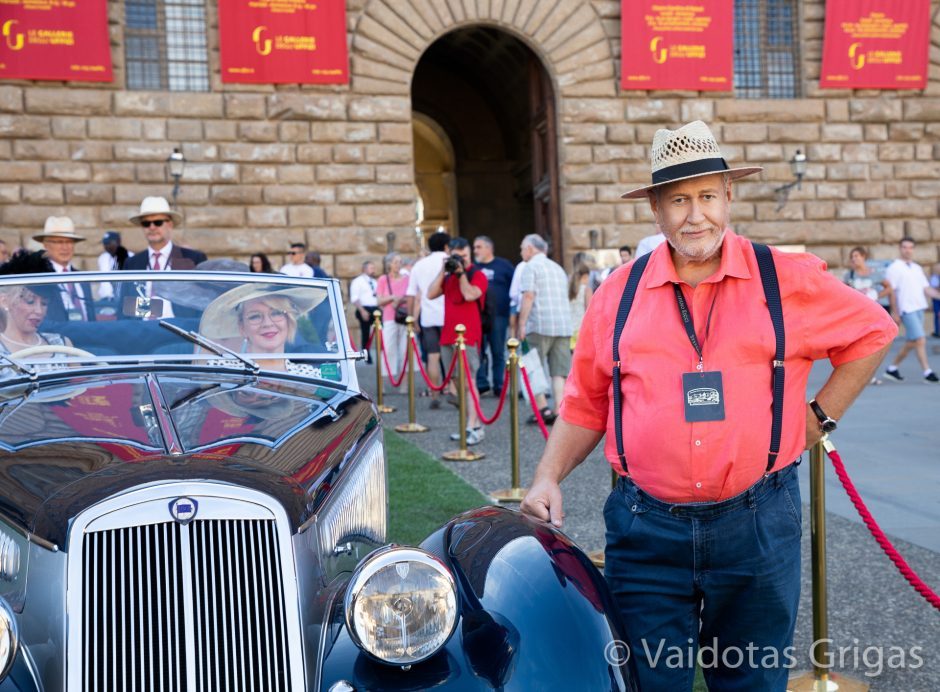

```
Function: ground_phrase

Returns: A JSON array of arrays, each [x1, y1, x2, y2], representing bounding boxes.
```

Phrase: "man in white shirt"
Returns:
[[97, 231, 133, 301], [33, 216, 93, 321], [350, 260, 378, 364], [406, 231, 449, 408], [280, 243, 314, 278], [884, 237, 940, 383], [635, 230, 666, 258]]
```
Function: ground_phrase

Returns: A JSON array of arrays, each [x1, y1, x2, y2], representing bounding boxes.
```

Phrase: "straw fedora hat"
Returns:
[[32, 216, 86, 242], [621, 120, 763, 199], [199, 283, 326, 342], [129, 196, 183, 226]]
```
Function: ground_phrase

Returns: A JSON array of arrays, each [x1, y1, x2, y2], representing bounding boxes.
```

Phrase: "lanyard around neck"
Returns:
[[672, 283, 718, 370]]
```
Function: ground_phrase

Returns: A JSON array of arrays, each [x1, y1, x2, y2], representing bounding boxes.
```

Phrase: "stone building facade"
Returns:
[[2, 0, 940, 280]]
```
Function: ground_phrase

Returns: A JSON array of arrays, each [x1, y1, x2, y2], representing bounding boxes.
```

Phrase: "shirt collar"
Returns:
[[644, 228, 752, 288], [149, 241, 173, 258], [50, 260, 69, 272]]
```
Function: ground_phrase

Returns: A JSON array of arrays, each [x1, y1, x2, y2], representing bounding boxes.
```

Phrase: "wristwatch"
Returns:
[[809, 399, 838, 433]]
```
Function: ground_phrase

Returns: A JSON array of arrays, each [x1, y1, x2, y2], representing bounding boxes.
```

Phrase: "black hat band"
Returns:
[[651, 157, 730, 186]]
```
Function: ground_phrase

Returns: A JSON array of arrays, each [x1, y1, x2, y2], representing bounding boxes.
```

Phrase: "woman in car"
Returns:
[[0, 251, 75, 362], [200, 284, 324, 375]]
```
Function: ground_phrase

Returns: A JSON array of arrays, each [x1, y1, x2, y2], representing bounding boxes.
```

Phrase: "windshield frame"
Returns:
[[0, 271, 361, 388]]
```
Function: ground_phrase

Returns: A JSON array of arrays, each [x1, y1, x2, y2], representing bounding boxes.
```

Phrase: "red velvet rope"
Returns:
[[410, 335, 458, 392], [519, 365, 549, 440], [460, 350, 509, 425], [379, 331, 408, 388], [827, 447, 940, 611], [364, 326, 374, 351]]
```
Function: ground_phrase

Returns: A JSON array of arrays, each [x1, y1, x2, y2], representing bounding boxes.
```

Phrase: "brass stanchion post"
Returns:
[[373, 310, 394, 414], [492, 338, 526, 502], [589, 468, 619, 568], [789, 437, 868, 692], [442, 325, 483, 461], [395, 317, 428, 433]]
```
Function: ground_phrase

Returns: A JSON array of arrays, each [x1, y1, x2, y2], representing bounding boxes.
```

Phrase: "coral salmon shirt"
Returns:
[[559, 230, 897, 503]]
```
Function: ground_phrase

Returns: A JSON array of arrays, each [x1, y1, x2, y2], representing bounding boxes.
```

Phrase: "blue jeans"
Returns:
[[476, 314, 509, 393], [604, 463, 802, 692]]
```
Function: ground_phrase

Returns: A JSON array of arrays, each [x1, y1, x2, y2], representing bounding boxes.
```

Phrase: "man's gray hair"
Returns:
[[521, 234, 548, 253], [474, 235, 494, 248]]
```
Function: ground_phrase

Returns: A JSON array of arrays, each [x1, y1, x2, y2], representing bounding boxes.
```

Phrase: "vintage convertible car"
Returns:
[[0, 270, 633, 691]]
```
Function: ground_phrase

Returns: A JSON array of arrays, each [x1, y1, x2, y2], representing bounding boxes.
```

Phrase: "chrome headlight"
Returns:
[[0, 597, 18, 680], [345, 547, 458, 665]]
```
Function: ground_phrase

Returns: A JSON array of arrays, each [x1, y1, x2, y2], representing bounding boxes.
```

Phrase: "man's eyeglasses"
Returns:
[[243, 309, 289, 325], [141, 219, 169, 228]]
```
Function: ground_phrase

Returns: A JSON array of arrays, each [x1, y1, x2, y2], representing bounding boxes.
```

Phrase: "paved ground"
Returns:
[[360, 335, 940, 690]]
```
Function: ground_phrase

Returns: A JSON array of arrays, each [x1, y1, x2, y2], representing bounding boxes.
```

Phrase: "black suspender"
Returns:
[[611, 253, 651, 474], [752, 242, 786, 472], [611, 242, 785, 475]]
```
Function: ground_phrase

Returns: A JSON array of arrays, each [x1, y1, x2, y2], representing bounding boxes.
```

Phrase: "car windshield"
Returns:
[[0, 272, 351, 383]]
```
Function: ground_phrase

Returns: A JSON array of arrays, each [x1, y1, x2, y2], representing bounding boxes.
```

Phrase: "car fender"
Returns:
[[320, 506, 634, 691]]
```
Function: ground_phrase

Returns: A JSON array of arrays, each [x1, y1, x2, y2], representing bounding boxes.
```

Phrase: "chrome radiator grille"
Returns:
[[81, 519, 293, 692]]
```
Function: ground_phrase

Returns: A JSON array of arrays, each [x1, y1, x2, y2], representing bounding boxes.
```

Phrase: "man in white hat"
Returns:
[[32, 216, 94, 321], [123, 196, 206, 272], [521, 121, 897, 690]]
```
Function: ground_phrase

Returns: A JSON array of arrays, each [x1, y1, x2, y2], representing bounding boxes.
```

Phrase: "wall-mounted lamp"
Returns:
[[774, 149, 807, 211], [166, 147, 186, 206], [588, 229, 599, 250]]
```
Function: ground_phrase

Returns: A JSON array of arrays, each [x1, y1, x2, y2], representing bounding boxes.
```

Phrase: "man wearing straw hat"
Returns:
[[123, 196, 206, 271], [521, 121, 897, 690], [33, 216, 95, 321]]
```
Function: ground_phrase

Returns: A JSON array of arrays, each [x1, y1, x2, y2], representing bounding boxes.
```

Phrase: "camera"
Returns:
[[444, 253, 463, 273]]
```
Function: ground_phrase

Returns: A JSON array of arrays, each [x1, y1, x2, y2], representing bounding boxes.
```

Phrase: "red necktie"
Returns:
[[64, 266, 86, 319], [152, 253, 161, 271]]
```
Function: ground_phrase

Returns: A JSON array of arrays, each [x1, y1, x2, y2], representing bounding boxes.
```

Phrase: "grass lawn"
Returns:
[[385, 427, 489, 545], [384, 427, 709, 691]]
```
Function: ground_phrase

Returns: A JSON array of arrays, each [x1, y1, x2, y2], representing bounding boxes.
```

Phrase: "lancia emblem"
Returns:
[[169, 497, 198, 524]]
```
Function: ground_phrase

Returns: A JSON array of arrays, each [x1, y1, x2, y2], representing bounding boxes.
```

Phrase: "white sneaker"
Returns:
[[449, 427, 485, 445]]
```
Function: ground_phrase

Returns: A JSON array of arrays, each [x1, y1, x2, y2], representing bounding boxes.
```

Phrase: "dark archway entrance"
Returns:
[[412, 27, 561, 262]]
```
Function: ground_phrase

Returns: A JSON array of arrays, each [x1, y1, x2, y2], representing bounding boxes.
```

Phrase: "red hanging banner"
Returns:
[[0, 0, 112, 82], [620, 1, 733, 91], [219, 0, 348, 84], [820, 1, 930, 89]]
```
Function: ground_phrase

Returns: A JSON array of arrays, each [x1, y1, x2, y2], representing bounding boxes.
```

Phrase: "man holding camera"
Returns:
[[427, 237, 489, 445]]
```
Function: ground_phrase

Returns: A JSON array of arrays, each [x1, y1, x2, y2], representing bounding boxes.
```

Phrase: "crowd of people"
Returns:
[[1, 191, 938, 416]]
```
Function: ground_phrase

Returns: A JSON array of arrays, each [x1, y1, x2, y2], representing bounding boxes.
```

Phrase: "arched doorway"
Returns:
[[411, 27, 561, 262]]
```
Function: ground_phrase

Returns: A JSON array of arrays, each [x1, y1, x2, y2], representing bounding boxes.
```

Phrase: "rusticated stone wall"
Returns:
[[1, 0, 940, 280]]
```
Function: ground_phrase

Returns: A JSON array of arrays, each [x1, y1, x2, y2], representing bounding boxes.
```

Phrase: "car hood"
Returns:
[[0, 370, 378, 547]]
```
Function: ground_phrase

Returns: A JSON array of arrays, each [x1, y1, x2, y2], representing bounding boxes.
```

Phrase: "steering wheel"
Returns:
[[10, 345, 96, 360]]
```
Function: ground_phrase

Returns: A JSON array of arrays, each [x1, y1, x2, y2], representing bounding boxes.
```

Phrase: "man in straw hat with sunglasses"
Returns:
[[520, 121, 897, 690], [123, 196, 207, 272]]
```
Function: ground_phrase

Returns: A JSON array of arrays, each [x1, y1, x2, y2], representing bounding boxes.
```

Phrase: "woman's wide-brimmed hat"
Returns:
[[129, 196, 183, 226], [32, 216, 86, 242], [621, 120, 763, 199], [199, 283, 325, 341]]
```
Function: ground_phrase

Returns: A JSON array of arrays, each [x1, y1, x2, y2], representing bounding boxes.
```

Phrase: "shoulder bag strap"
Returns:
[[611, 253, 652, 474], [752, 242, 786, 473]]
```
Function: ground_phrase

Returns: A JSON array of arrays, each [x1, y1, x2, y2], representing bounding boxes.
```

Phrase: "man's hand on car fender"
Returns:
[[520, 479, 565, 528]]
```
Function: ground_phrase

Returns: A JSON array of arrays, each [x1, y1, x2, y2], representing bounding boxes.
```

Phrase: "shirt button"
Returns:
[[694, 440, 702, 447], [696, 482, 702, 488]]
